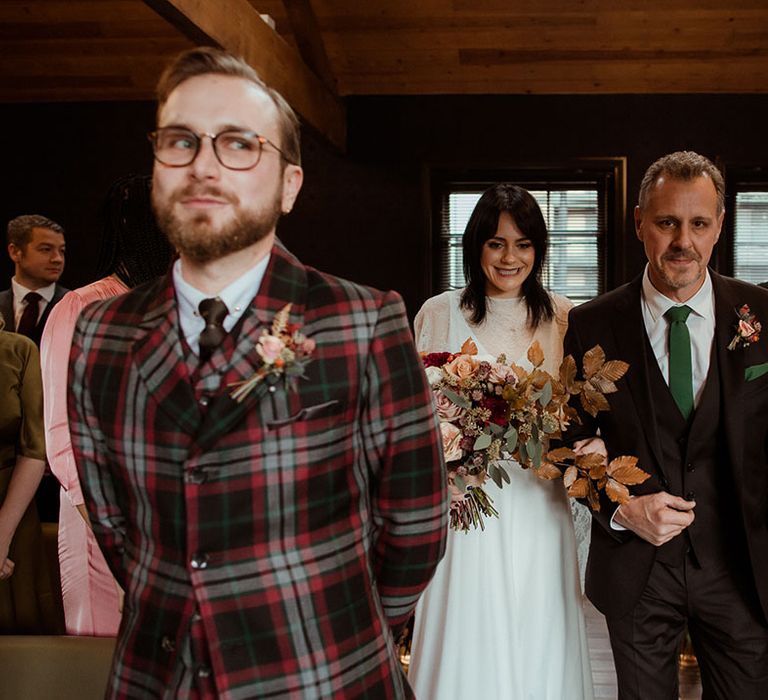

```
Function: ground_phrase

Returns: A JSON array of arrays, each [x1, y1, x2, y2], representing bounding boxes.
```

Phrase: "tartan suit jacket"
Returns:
[[68, 244, 448, 699]]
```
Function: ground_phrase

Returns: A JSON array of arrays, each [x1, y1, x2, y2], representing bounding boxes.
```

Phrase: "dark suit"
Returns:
[[564, 271, 768, 698], [0, 284, 68, 346]]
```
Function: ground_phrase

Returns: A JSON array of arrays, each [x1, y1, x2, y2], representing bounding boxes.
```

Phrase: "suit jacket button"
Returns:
[[660, 477, 669, 489], [199, 396, 210, 407], [685, 491, 696, 501], [686, 463, 695, 472], [161, 636, 175, 653], [190, 553, 209, 570], [197, 665, 212, 679], [185, 468, 207, 485]]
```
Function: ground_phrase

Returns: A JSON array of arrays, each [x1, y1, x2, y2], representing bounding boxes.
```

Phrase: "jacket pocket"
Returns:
[[266, 399, 342, 429]]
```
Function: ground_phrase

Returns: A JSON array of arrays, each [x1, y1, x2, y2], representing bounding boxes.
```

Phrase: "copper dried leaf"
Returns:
[[605, 477, 631, 504], [547, 446, 576, 462], [580, 389, 611, 417], [597, 359, 629, 383], [559, 355, 578, 392], [535, 461, 563, 480], [574, 452, 605, 471], [460, 337, 478, 355], [527, 340, 545, 368], [586, 376, 618, 394], [567, 477, 589, 499], [510, 363, 528, 382], [589, 461, 607, 480], [607, 456, 651, 486], [582, 345, 606, 379], [563, 465, 579, 488]]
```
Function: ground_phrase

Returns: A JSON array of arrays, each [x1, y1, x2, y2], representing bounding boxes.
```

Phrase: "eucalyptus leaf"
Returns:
[[518, 440, 528, 465], [531, 423, 539, 441], [441, 387, 471, 409], [489, 464, 502, 489], [528, 439, 543, 468], [474, 432, 493, 450], [541, 381, 552, 407], [505, 427, 518, 453], [489, 423, 505, 437], [499, 464, 511, 484], [454, 474, 466, 492]]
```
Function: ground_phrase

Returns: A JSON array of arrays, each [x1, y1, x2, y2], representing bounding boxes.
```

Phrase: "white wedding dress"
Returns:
[[409, 290, 594, 700]]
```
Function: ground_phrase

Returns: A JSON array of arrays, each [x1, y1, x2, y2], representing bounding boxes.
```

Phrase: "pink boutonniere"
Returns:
[[727, 304, 761, 351], [229, 303, 315, 402]]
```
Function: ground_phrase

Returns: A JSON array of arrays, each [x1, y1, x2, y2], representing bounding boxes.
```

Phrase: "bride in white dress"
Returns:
[[409, 184, 594, 700]]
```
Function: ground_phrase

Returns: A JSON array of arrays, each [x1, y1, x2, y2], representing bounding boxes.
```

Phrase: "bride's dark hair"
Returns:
[[460, 183, 553, 328]]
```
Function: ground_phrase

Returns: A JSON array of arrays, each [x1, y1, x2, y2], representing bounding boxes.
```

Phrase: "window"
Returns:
[[732, 189, 768, 284], [433, 162, 623, 305]]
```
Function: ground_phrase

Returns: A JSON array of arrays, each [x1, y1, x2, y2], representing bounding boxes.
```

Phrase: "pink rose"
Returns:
[[739, 319, 756, 337], [488, 362, 516, 385], [435, 390, 464, 421], [440, 422, 464, 463], [301, 337, 316, 354], [257, 334, 285, 364]]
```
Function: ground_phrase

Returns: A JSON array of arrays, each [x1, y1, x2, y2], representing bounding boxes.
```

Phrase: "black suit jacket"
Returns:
[[564, 271, 768, 619], [0, 284, 68, 345]]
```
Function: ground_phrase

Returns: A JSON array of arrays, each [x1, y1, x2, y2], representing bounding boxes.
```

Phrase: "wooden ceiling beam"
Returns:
[[143, 0, 346, 151], [281, 0, 336, 91]]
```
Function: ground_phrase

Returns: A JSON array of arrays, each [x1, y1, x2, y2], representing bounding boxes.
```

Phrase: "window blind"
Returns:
[[733, 191, 768, 284]]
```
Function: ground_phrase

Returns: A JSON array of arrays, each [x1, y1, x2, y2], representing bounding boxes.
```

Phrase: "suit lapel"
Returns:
[[194, 245, 309, 454], [611, 276, 669, 481], [711, 272, 746, 480], [132, 275, 201, 437]]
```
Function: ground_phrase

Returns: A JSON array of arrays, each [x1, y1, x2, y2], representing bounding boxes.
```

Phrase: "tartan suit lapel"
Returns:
[[194, 245, 309, 453], [132, 274, 201, 437]]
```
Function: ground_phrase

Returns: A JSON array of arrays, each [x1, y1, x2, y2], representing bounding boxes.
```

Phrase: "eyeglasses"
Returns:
[[148, 127, 294, 170]]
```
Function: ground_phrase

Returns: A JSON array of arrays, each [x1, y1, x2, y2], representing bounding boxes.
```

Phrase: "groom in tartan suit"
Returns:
[[68, 47, 447, 699]]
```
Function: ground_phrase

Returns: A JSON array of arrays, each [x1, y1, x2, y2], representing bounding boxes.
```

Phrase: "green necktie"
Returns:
[[665, 305, 694, 419]]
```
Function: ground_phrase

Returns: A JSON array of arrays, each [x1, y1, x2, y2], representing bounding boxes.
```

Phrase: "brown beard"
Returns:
[[153, 185, 282, 264]]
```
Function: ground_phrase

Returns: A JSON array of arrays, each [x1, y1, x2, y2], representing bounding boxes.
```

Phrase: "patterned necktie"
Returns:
[[665, 305, 694, 419], [198, 297, 229, 363], [16, 291, 42, 338]]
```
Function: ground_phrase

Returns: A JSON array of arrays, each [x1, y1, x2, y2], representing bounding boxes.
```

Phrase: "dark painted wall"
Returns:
[[3, 94, 768, 317]]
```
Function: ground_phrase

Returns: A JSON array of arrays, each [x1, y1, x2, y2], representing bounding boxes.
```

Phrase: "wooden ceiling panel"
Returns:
[[1, 0, 768, 113]]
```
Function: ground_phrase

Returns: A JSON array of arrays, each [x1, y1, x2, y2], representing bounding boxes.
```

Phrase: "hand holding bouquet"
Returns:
[[424, 339, 650, 532]]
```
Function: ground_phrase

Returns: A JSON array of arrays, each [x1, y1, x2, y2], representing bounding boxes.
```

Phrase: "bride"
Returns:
[[409, 183, 594, 699]]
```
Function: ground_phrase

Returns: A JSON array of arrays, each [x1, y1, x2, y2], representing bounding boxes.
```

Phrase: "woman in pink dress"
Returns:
[[40, 174, 173, 635]]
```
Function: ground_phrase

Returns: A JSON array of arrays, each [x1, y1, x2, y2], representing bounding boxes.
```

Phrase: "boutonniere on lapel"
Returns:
[[229, 303, 315, 403], [727, 304, 761, 351]]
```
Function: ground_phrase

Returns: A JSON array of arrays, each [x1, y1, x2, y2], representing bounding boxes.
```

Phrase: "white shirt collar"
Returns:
[[641, 265, 714, 323], [11, 277, 56, 303], [172, 253, 270, 351]]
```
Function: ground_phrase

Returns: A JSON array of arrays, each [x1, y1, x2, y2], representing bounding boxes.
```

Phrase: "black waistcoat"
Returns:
[[648, 340, 747, 567]]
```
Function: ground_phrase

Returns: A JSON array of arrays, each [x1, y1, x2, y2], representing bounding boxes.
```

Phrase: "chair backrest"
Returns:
[[0, 635, 115, 699]]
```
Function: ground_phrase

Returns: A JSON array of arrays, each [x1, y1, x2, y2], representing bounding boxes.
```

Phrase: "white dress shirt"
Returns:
[[11, 277, 56, 327], [640, 265, 715, 409], [173, 255, 270, 355]]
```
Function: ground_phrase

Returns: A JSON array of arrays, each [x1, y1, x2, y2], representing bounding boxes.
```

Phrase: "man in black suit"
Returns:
[[1, 214, 68, 345], [565, 151, 768, 699]]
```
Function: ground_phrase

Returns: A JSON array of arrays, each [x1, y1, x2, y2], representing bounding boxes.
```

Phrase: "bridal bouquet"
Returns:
[[423, 339, 650, 532]]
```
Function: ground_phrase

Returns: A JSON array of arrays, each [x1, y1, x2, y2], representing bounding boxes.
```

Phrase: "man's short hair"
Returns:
[[7, 214, 65, 249], [156, 46, 302, 167], [639, 151, 725, 214]]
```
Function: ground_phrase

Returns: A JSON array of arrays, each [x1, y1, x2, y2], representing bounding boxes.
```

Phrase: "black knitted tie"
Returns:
[[198, 297, 228, 363]]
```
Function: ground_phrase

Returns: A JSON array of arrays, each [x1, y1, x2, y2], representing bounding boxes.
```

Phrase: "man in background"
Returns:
[[1, 214, 67, 346]]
